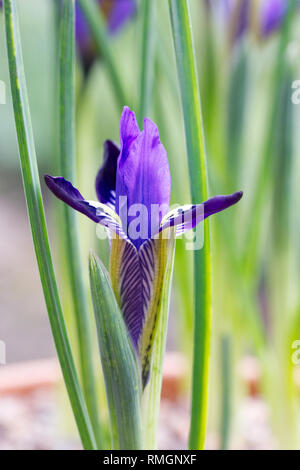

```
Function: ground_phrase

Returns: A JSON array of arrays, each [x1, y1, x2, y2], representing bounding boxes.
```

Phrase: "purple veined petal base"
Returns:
[[95, 140, 120, 208]]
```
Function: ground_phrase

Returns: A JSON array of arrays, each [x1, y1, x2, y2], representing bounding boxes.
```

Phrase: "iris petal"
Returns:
[[95, 140, 120, 208], [116, 107, 171, 249], [104, 0, 137, 35]]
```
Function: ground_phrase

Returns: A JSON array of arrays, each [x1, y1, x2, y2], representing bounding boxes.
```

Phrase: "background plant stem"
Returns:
[[59, 0, 103, 448], [142, 232, 176, 449], [169, 0, 211, 450], [220, 335, 231, 450], [4, 0, 96, 450], [138, 0, 156, 126], [77, 0, 127, 109]]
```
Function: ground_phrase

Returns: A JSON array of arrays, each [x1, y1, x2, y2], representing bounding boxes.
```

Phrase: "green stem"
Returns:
[[138, 0, 156, 126], [59, 0, 102, 448], [169, 0, 211, 450], [220, 335, 231, 450], [77, 0, 127, 108], [3, 0, 96, 450]]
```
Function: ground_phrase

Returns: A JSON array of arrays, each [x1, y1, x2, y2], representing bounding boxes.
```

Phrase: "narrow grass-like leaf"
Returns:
[[59, 0, 103, 448], [4, 0, 96, 450], [89, 253, 142, 450], [138, 0, 156, 126], [169, 0, 211, 450], [77, 0, 127, 108], [220, 335, 231, 450], [243, 0, 296, 267]]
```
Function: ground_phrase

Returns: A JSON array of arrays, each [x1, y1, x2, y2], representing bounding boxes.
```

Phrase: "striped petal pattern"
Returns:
[[160, 192, 243, 236], [110, 229, 176, 388], [110, 236, 142, 348], [138, 229, 176, 388]]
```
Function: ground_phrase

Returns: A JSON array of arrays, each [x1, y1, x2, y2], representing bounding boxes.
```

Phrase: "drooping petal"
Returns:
[[160, 191, 243, 235], [95, 140, 120, 208], [44, 175, 126, 238], [115, 107, 171, 249]]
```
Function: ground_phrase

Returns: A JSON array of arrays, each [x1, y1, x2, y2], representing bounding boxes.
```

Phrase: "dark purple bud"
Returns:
[[76, 0, 136, 72]]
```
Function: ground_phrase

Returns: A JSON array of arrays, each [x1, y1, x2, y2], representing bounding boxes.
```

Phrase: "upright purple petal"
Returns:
[[118, 105, 140, 160], [95, 140, 120, 208], [115, 107, 171, 249], [75, 3, 96, 70]]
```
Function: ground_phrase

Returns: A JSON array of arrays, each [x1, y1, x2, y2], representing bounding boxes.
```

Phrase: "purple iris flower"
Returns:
[[76, 0, 136, 64], [207, 0, 289, 40], [45, 107, 242, 387], [260, 0, 287, 36]]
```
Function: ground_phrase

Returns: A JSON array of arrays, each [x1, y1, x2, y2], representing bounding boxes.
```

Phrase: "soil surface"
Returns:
[[0, 389, 276, 450]]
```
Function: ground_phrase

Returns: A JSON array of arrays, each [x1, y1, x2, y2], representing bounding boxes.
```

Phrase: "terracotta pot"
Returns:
[[0, 352, 187, 401]]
